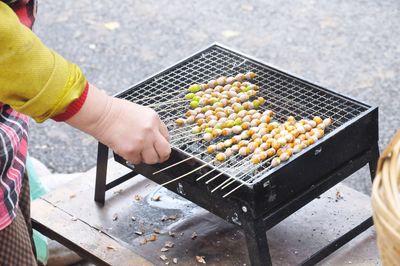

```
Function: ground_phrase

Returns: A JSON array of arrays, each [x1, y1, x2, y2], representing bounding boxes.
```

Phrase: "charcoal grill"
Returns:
[[94, 43, 379, 265]]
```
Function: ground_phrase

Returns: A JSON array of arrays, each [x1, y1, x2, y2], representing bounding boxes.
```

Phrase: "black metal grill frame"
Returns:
[[115, 44, 370, 186], [94, 43, 379, 266]]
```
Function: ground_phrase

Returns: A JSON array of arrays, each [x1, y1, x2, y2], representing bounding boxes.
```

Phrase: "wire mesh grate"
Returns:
[[117, 45, 369, 187]]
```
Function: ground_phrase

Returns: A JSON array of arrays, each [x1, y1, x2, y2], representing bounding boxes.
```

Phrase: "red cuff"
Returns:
[[52, 83, 89, 122], [11, 0, 36, 29]]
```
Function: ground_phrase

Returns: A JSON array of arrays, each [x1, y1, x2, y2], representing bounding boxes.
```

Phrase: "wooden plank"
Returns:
[[31, 199, 153, 266]]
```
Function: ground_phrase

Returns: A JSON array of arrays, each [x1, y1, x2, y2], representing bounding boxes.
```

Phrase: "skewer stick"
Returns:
[[206, 158, 255, 184], [152, 150, 208, 175], [155, 104, 188, 113], [170, 133, 202, 142], [163, 112, 189, 120], [219, 160, 258, 189], [222, 165, 273, 198], [209, 161, 255, 193], [211, 172, 247, 193], [170, 141, 203, 149], [222, 183, 245, 198], [169, 124, 193, 132], [202, 156, 244, 183], [247, 160, 277, 180], [169, 127, 193, 135], [170, 133, 202, 141], [136, 72, 256, 106], [160, 161, 214, 186], [167, 107, 272, 131], [163, 100, 269, 128], [137, 90, 183, 101], [196, 154, 242, 182], [210, 156, 274, 193], [171, 131, 202, 139], [215, 161, 255, 191], [198, 123, 280, 182], [228, 157, 274, 184], [211, 177, 235, 193], [153, 91, 261, 114], [163, 115, 190, 123], [152, 103, 187, 111], [170, 115, 261, 141], [167, 119, 195, 127], [221, 160, 276, 197], [148, 99, 188, 108], [220, 179, 236, 190], [163, 118, 272, 186], [170, 137, 203, 145], [239, 158, 278, 179], [170, 135, 202, 144]]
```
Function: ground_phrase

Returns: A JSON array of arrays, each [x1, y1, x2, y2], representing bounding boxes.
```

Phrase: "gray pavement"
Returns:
[[30, 0, 400, 194]]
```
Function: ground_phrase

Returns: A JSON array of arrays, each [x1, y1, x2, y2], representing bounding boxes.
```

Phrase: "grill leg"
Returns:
[[244, 219, 272, 266], [298, 144, 380, 265], [368, 142, 379, 182], [298, 217, 373, 266], [94, 142, 109, 205]]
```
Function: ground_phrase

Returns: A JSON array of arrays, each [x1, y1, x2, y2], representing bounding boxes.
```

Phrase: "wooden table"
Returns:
[[32, 159, 379, 266]]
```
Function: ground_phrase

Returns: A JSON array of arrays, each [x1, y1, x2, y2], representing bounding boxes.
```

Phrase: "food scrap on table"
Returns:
[[161, 214, 178, 222], [164, 241, 174, 248], [106, 245, 116, 250], [113, 189, 123, 194], [148, 234, 157, 241], [336, 191, 344, 201], [152, 195, 161, 201], [196, 255, 206, 264], [134, 231, 144, 236]]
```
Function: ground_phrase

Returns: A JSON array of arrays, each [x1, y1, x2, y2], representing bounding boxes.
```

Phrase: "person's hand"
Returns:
[[66, 84, 171, 164], [95, 98, 170, 164]]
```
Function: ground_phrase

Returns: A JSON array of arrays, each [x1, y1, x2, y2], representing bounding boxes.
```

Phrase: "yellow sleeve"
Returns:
[[0, 2, 87, 122]]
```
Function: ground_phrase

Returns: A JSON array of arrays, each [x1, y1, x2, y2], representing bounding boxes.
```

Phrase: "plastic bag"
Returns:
[[26, 155, 49, 265]]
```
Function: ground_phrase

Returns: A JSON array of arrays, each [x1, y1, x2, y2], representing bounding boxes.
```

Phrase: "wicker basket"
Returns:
[[372, 130, 400, 265]]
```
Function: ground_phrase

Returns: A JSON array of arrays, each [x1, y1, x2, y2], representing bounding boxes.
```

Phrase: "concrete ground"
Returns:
[[29, 0, 400, 194]]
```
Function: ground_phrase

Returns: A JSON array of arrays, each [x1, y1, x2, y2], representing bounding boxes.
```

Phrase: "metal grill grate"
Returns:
[[117, 45, 369, 187]]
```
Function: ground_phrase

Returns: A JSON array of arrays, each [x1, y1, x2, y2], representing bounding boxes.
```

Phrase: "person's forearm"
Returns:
[[65, 84, 112, 140], [65, 83, 171, 164]]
